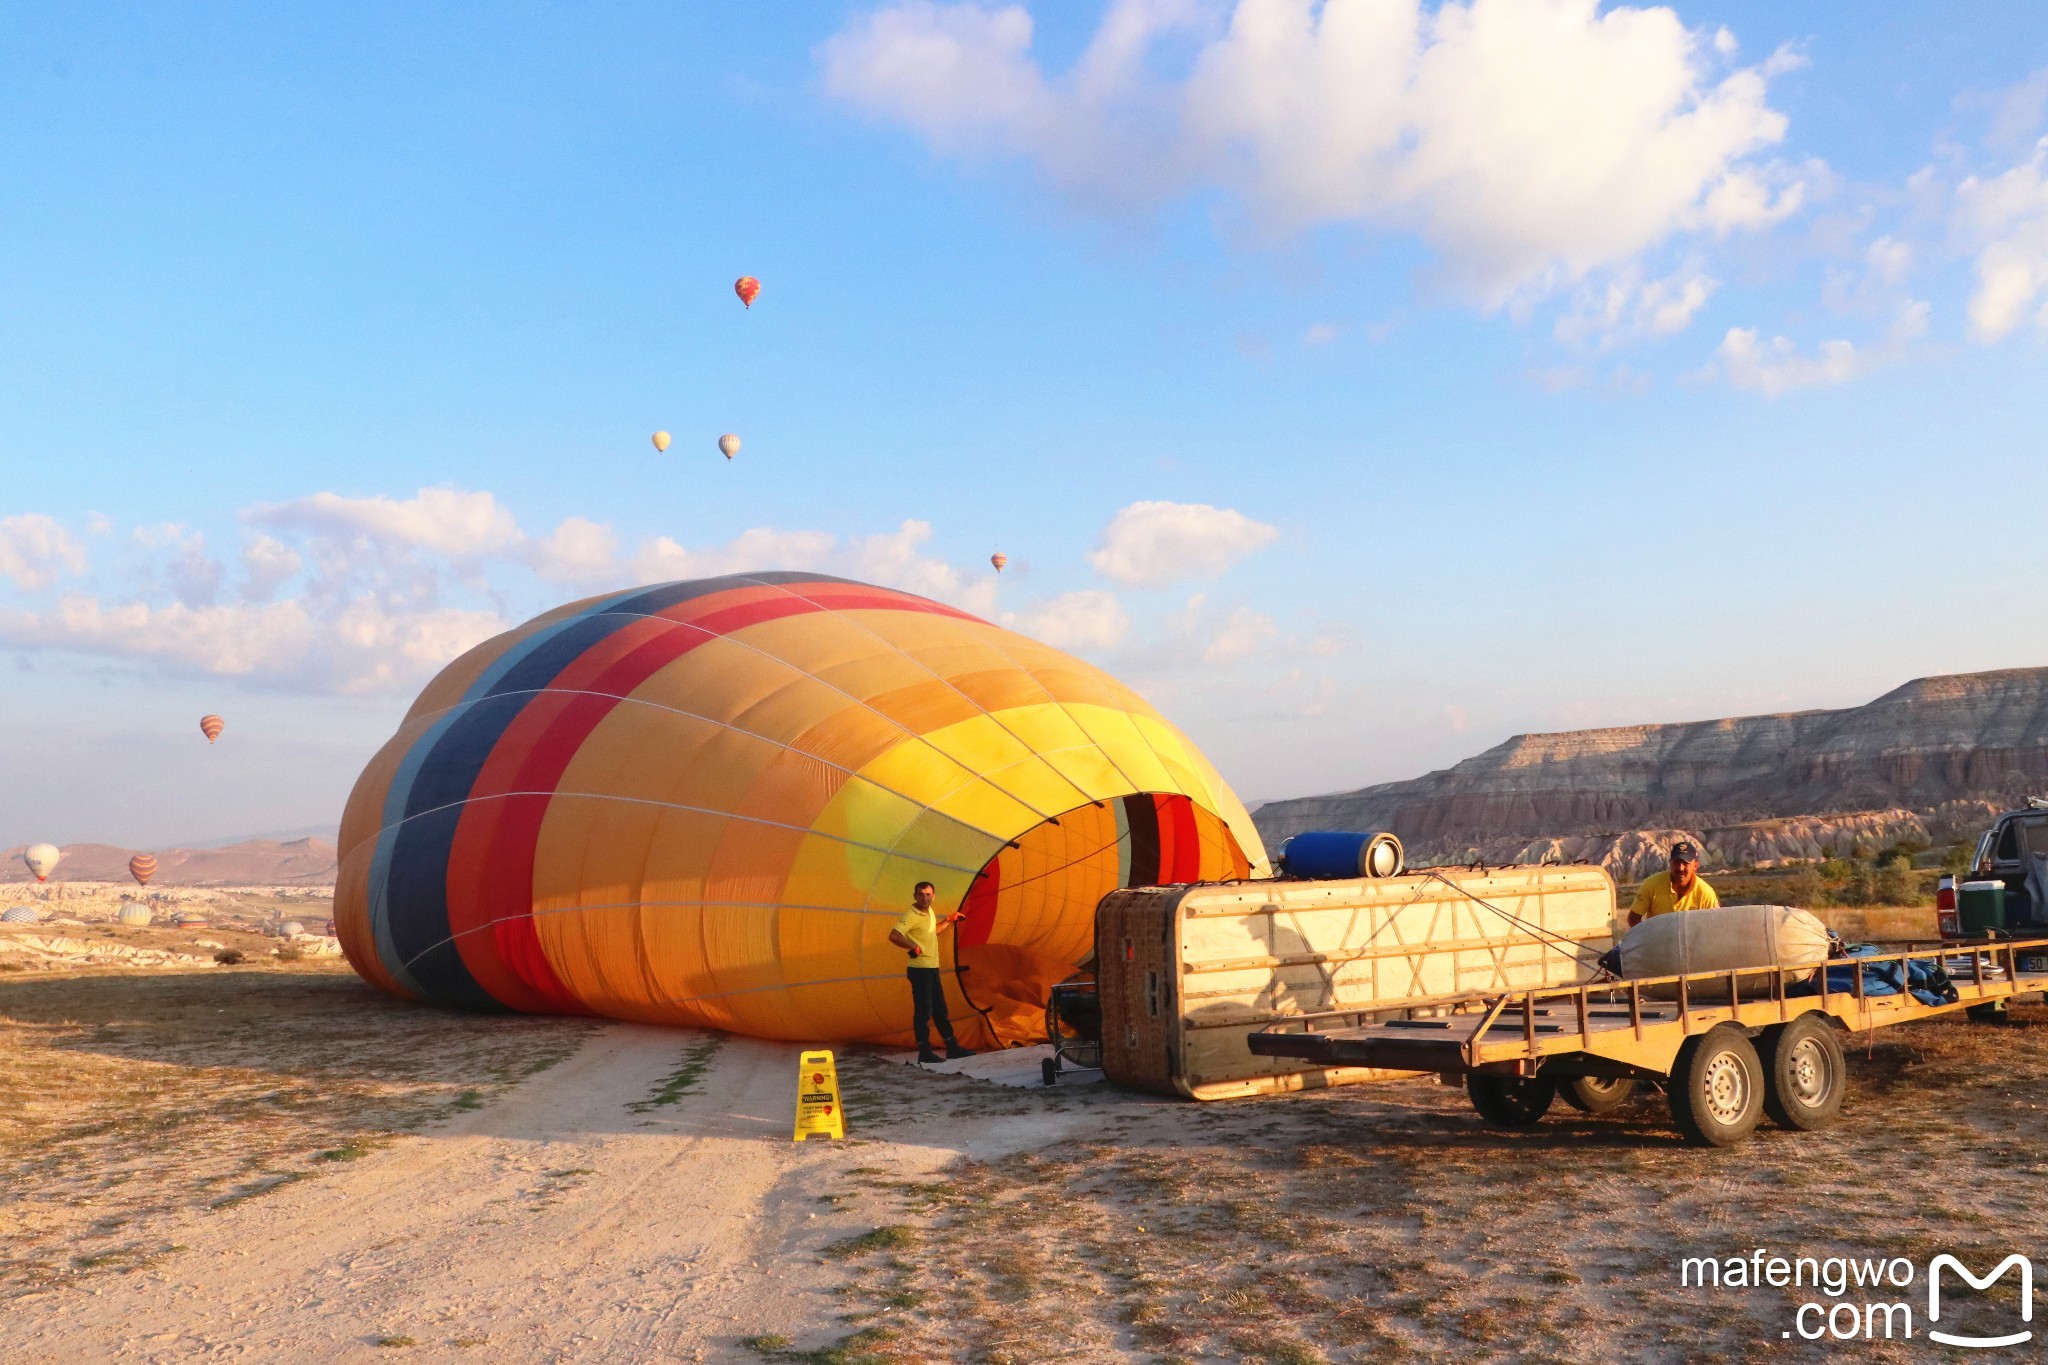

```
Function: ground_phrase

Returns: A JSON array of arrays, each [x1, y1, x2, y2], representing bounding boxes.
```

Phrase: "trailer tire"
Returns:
[[1466, 1074, 1556, 1128], [1561, 1076, 1637, 1116], [1760, 1015, 1844, 1131], [1668, 1026, 1764, 1148], [1966, 999, 2011, 1024]]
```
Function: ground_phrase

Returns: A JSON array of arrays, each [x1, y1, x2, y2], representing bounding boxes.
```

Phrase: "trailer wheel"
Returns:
[[1466, 1074, 1556, 1128], [1561, 1076, 1637, 1116], [1668, 1026, 1764, 1148], [1041, 1057, 1058, 1086], [1966, 999, 2011, 1024], [1760, 1015, 1844, 1131]]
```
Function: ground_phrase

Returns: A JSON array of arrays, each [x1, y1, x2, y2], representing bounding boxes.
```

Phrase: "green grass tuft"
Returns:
[[627, 1035, 724, 1113], [824, 1225, 916, 1259]]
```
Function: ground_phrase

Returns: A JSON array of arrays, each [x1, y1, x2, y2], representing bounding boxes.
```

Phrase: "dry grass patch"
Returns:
[[0, 962, 598, 1294], [798, 1004, 2048, 1362]]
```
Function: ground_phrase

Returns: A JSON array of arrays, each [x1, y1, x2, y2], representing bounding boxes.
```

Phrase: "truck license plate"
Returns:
[[2021, 955, 2048, 973]]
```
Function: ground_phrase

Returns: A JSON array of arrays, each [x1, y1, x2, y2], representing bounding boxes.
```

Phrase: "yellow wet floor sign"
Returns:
[[794, 1049, 844, 1141]]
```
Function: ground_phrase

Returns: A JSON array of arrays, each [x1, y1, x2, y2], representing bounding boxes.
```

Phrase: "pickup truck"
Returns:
[[1936, 800, 2048, 1017], [1938, 800, 2048, 932]]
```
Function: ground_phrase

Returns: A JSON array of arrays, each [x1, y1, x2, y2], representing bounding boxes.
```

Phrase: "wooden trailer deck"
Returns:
[[1248, 937, 2048, 1147]]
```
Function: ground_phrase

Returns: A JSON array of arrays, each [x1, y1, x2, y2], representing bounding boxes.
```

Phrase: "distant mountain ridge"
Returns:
[[2, 838, 338, 886], [1254, 667, 2048, 851]]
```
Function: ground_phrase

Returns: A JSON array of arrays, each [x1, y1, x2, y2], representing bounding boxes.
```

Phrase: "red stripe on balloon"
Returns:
[[446, 613, 681, 1012], [1163, 795, 1203, 882], [454, 583, 936, 1010], [957, 859, 1001, 950]]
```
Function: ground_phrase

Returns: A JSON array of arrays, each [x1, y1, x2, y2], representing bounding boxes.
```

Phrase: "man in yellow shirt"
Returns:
[[1628, 841, 1720, 927], [888, 881, 976, 1063]]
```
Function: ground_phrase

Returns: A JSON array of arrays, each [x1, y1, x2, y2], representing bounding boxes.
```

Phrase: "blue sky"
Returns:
[[3, 1, 2046, 848]]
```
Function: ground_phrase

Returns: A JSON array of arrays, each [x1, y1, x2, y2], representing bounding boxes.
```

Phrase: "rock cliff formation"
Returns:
[[1255, 667, 2048, 871]]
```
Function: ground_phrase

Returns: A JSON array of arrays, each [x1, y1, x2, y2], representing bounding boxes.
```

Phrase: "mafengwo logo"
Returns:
[[1928, 1255, 2032, 1350], [1679, 1248, 2034, 1346]]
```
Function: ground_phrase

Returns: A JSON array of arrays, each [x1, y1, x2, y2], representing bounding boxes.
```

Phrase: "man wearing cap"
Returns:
[[1627, 841, 1720, 927]]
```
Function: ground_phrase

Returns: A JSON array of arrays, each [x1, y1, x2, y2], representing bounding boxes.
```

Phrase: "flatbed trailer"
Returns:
[[1249, 937, 2048, 1147]]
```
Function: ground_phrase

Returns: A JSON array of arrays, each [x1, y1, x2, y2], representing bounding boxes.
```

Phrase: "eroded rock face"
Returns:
[[1417, 809, 1957, 880], [1256, 667, 2048, 858]]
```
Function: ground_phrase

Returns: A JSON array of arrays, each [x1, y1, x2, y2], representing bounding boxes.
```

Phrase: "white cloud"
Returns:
[[1302, 321, 1342, 346], [0, 594, 505, 695], [848, 520, 999, 616], [632, 527, 838, 585], [530, 516, 624, 587], [145, 527, 224, 609], [1955, 143, 2048, 342], [1709, 300, 1928, 396], [253, 487, 524, 559], [1555, 262, 1716, 349], [0, 514, 87, 591], [1006, 589, 1130, 651], [1865, 235, 1913, 287], [239, 535, 303, 603], [823, 0, 1808, 306], [1202, 605, 1279, 663], [1088, 500, 1278, 587], [7, 486, 1018, 693], [1984, 66, 2048, 154]]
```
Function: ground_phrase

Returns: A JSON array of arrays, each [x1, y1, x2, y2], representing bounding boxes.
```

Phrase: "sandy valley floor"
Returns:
[[4, 962, 2047, 1363]]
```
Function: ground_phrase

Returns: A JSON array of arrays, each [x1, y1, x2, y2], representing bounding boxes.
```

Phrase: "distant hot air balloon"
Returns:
[[129, 852, 157, 887], [651, 431, 671, 453], [718, 433, 740, 460], [734, 276, 760, 308], [200, 714, 224, 743], [22, 843, 59, 882], [990, 552, 1007, 573]]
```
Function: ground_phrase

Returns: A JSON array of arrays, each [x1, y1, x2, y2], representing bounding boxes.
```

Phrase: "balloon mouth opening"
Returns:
[[948, 792, 1252, 1048]]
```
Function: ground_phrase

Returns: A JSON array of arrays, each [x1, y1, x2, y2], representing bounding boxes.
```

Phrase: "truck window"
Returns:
[[1996, 821, 2021, 861], [2024, 819, 2048, 859]]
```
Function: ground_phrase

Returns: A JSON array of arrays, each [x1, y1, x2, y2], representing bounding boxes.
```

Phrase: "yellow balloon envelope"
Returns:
[[334, 573, 1266, 1046], [651, 431, 671, 453]]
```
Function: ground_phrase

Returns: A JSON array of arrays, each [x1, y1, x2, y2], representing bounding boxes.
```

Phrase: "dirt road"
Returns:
[[7, 1023, 1092, 1363]]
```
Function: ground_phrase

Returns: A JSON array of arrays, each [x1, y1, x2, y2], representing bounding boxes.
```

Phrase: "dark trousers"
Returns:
[[908, 967, 956, 1050]]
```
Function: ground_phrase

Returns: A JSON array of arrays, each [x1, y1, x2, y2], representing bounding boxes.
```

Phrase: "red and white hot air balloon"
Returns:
[[23, 843, 60, 882], [734, 276, 760, 308], [990, 553, 1007, 572], [199, 714, 224, 743], [128, 852, 157, 888]]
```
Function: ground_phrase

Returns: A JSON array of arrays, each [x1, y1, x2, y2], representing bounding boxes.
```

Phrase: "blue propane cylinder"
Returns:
[[1276, 830, 1406, 880]]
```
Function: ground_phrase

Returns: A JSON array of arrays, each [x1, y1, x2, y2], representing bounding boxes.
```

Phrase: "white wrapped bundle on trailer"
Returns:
[[1619, 903, 1831, 1001], [1095, 865, 1618, 1100]]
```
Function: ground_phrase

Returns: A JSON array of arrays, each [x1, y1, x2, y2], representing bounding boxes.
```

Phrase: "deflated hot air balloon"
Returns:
[[22, 843, 59, 882], [717, 433, 740, 460], [990, 553, 1007, 572], [128, 853, 157, 887], [735, 276, 760, 308], [200, 714, 224, 743], [651, 431, 671, 453], [334, 573, 1266, 1048]]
